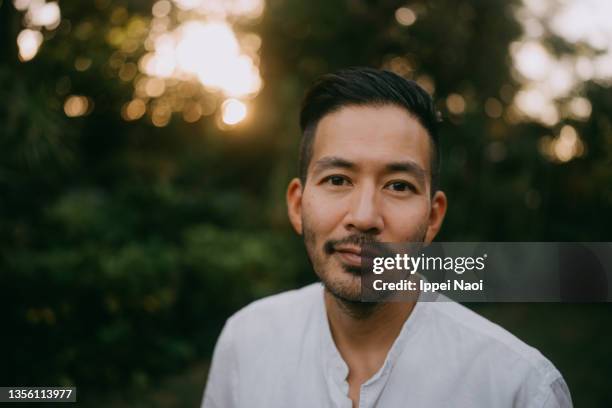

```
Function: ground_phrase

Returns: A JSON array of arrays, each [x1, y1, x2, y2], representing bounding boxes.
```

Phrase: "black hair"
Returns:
[[298, 67, 440, 193]]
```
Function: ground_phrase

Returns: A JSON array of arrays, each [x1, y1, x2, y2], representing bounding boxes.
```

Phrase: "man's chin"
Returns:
[[322, 278, 386, 319], [339, 262, 362, 276], [321, 276, 363, 303], [316, 258, 366, 302]]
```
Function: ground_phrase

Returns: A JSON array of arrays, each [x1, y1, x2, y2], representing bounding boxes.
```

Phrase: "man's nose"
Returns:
[[344, 184, 384, 234]]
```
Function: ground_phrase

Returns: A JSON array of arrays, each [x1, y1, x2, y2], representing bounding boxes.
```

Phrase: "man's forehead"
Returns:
[[311, 105, 432, 171]]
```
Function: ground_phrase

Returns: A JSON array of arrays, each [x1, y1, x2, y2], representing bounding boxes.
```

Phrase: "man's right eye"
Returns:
[[324, 175, 350, 186]]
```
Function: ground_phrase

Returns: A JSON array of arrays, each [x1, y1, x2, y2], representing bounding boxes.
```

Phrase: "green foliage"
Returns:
[[1, 182, 303, 393]]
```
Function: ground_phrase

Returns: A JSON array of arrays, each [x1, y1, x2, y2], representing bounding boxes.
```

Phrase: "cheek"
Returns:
[[383, 199, 430, 236], [302, 193, 346, 235]]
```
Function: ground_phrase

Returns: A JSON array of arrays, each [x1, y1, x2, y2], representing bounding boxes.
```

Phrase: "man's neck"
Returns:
[[324, 290, 416, 407], [324, 289, 415, 369]]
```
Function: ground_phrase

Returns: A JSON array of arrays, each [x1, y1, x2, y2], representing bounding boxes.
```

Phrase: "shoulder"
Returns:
[[425, 299, 552, 370], [419, 298, 571, 406], [223, 283, 323, 344], [230, 282, 322, 324]]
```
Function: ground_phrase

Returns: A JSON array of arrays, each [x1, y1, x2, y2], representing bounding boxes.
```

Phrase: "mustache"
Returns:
[[323, 230, 428, 258], [324, 234, 382, 255]]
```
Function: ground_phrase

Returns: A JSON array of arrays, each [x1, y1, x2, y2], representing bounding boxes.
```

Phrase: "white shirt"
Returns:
[[202, 283, 572, 408]]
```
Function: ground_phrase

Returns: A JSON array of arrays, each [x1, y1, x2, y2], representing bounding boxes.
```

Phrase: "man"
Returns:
[[202, 68, 572, 407]]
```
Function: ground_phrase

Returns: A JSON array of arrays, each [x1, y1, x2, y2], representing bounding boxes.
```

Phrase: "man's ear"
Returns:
[[286, 178, 304, 235], [424, 190, 447, 244]]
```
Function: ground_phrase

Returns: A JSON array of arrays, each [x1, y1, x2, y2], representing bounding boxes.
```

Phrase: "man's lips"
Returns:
[[333, 245, 373, 267], [334, 245, 361, 255]]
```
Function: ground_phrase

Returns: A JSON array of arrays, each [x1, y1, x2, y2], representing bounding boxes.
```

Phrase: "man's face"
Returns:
[[287, 105, 447, 302]]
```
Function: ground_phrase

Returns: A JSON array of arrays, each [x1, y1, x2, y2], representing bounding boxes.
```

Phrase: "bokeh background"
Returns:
[[1, 0, 612, 406]]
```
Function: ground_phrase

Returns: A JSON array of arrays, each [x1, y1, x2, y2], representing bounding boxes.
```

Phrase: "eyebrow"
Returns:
[[312, 156, 354, 174], [385, 161, 427, 187], [312, 156, 427, 187]]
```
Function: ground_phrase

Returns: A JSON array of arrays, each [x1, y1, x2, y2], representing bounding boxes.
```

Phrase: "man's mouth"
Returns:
[[324, 236, 388, 273], [332, 245, 378, 268], [334, 246, 361, 266]]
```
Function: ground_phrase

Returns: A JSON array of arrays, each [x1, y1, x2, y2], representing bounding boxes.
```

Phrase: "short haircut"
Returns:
[[298, 67, 440, 194]]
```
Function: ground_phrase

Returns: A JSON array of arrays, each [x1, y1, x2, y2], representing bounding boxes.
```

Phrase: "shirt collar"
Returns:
[[316, 283, 427, 388]]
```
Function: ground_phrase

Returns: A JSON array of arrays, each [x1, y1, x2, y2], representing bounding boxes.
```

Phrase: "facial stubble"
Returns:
[[302, 214, 428, 319]]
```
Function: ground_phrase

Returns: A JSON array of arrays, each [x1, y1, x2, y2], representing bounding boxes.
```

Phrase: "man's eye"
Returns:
[[387, 181, 415, 192], [325, 176, 349, 186]]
